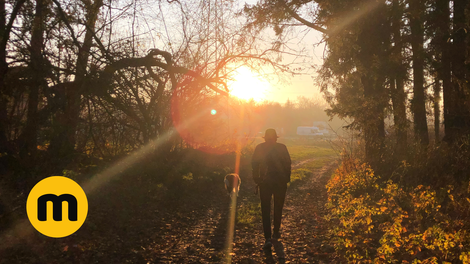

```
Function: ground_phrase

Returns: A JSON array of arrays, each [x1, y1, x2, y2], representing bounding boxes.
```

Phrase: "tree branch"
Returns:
[[51, 0, 82, 49], [280, 0, 328, 34], [0, 0, 27, 53], [102, 52, 229, 96]]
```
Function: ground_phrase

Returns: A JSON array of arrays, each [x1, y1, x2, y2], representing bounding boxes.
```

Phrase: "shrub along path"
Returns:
[[0, 147, 339, 263]]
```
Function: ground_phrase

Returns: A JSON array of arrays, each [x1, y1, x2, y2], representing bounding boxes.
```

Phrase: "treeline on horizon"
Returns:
[[209, 96, 343, 138]]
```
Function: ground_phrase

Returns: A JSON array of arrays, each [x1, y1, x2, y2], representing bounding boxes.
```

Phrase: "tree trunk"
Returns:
[[433, 79, 441, 141], [357, 2, 387, 170], [22, 0, 46, 159], [409, 0, 429, 145], [0, 0, 8, 153], [390, 0, 407, 158], [449, 0, 470, 139], [49, 0, 103, 166], [0, 0, 26, 154], [436, 0, 453, 141]]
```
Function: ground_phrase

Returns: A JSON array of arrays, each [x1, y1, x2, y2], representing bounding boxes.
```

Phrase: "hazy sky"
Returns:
[[239, 0, 326, 104], [266, 45, 326, 104]]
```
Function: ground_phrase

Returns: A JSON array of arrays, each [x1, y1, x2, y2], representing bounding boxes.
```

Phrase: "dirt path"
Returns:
[[280, 161, 338, 263], [0, 157, 338, 263], [228, 159, 338, 264]]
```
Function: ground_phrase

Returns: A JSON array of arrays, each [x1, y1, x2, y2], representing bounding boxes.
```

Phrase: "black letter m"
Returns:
[[37, 194, 78, 221]]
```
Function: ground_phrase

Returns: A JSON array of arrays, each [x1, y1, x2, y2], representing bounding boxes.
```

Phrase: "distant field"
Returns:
[[286, 137, 338, 161], [249, 137, 338, 163], [287, 144, 337, 163]]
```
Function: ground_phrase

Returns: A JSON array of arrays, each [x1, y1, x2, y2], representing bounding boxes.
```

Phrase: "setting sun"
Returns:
[[228, 67, 270, 102]]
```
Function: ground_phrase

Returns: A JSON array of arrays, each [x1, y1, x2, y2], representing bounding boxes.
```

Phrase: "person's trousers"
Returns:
[[259, 181, 287, 240]]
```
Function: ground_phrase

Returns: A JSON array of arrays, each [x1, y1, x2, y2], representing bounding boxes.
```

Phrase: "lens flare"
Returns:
[[170, 78, 262, 154]]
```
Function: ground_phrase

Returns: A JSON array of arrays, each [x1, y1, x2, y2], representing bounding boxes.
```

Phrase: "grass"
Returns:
[[304, 158, 335, 170], [290, 168, 310, 183], [236, 202, 261, 227], [281, 137, 334, 149], [288, 145, 337, 163]]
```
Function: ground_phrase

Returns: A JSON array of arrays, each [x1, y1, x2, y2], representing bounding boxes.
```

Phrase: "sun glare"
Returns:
[[228, 67, 270, 102]]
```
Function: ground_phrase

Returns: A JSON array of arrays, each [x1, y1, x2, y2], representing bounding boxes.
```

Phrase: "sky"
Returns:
[[265, 61, 326, 104], [238, 0, 327, 104]]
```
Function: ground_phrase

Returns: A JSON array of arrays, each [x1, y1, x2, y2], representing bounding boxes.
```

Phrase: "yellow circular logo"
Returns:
[[26, 176, 88, 238]]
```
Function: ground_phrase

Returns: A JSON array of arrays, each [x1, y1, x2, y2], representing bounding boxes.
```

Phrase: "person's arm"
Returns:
[[283, 145, 292, 183], [251, 145, 262, 184]]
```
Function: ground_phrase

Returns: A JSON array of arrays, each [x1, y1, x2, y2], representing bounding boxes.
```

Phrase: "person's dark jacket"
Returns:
[[252, 142, 291, 184]]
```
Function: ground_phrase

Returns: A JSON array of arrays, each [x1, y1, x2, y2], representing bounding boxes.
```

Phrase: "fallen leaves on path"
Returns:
[[0, 158, 338, 263]]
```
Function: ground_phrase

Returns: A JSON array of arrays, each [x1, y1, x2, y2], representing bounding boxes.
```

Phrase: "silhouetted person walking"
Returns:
[[252, 128, 291, 250]]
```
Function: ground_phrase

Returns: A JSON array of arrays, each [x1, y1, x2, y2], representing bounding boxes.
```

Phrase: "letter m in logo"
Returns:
[[37, 194, 78, 221]]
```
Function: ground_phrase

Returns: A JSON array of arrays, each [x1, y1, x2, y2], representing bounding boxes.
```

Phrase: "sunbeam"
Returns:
[[329, 0, 381, 35], [82, 106, 209, 193], [224, 188, 238, 263], [223, 106, 244, 263]]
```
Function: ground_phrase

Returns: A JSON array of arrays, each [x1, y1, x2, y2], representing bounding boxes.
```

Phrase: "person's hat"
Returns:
[[263, 128, 279, 139]]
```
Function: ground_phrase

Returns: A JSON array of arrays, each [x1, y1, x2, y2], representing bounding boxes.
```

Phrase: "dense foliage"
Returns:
[[326, 141, 470, 263]]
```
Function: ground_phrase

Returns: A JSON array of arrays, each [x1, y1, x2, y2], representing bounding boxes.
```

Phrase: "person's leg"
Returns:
[[273, 183, 287, 238], [259, 184, 273, 240]]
